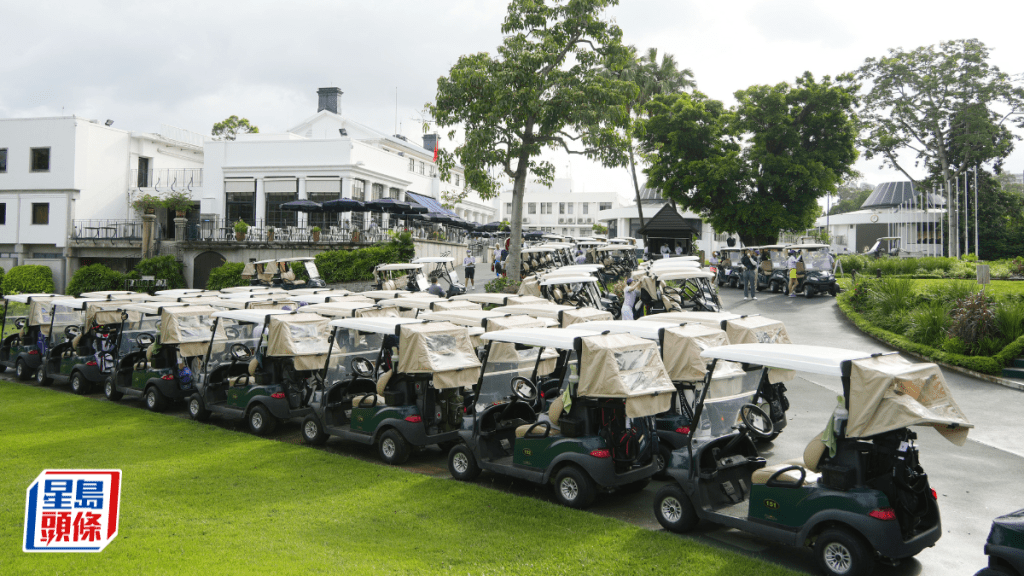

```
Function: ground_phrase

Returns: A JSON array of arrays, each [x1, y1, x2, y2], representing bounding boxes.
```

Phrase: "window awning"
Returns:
[[406, 191, 459, 218]]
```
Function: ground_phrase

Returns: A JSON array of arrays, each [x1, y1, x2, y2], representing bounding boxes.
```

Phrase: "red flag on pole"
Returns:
[[432, 139, 439, 163]]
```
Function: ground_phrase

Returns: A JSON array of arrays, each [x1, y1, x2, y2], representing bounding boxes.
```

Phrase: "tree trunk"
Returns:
[[628, 143, 645, 232]]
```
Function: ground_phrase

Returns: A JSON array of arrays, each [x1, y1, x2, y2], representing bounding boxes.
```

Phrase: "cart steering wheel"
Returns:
[[64, 325, 81, 339], [14, 318, 26, 329], [224, 327, 241, 339], [739, 403, 774, 439], [229, 343, 253, 360], [351, 357, 374, 378], [510, 376, 538, 402], [136, 333, 154, 348]]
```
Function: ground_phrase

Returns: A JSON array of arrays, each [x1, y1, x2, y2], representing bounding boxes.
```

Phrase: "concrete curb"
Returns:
[[834, 307, 1024, 392]]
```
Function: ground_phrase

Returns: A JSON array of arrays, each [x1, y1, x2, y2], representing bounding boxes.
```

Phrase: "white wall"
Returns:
[[75, 121, 132, 221], [0, 117, 78, 191]]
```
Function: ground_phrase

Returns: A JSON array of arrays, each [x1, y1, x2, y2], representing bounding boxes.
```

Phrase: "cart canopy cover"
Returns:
[[723, 316, 793, 382], [559, 307, 613, 327], [88, 302, 138, 327], [505, 295, 549, 306], [661, 324, 734, 381], [848, 355, 973, 445], [398, 321, 481, 389], [578, 333, 675, 418], [430, 300, 482, 312], [28, 297, 61, 329], [247, 300, 296, 311], [484, 315, 558, 373], [161, 306, 222, 357], [268, 313, 331, 371], [517, 276, 543, 298]]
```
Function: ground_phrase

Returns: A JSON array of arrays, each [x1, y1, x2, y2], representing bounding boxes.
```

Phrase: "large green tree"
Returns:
[[856, 38, 1024, 195], [211, 115, 259, 141], [429, 0, 636, 281], [641, 73, 859, 246], [600, 46, 694, 229], [828, 180, 874, 215]]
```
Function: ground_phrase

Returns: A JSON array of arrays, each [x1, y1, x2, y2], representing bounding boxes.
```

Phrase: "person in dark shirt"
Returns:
[[741, 249, 757, 300], [426, 276, 446, 297]]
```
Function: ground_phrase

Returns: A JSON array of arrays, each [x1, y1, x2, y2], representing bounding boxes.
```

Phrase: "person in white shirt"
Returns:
[[674, 245, 683, 256], [463, 253, 476, 289], [621, 278, 639, 321], [659, 244, 670, 258], [787, 250, 800, 297], [575, 251, 587, 265]]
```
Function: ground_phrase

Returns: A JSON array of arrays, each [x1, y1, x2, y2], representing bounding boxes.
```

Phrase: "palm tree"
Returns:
[[603, 47, 694, 230]]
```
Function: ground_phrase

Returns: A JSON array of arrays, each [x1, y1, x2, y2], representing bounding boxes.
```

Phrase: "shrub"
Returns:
[[66, 264, 126, 296], [127, 255, 186, 289], [205, 263, 248, 291], [0, 266, 6, 295], [867, 277, 917, 317], [1011, 257, 1024, 277], [947, 291, 998, 354], [485, 276, 521, 294], [906, 301, 953, 348], [995, 302, 1024, 343], [316, 240, 408, 283], [2, 265, 55, 295], [922, 280, 978, 306]]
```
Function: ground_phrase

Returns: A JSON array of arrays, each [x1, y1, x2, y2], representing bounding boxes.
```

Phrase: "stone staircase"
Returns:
[[1001, 358, 1024, 380]]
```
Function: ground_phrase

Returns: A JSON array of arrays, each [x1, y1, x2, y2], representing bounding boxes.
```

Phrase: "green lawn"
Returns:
[[0, 382, 797, 576], [838, 277, 1024, 298]]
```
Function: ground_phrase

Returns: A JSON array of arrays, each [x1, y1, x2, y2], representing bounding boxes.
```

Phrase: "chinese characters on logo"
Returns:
[[24, 470, 121, 552]]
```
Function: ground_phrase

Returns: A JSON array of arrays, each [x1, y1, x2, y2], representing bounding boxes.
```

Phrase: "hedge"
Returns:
[[835, 291, 1024, 375], [205, 263, 249, 291], [66, 264, 126, 296], [0, 266, 5, 294], [316, 235, 414, 284], [128, 255, 186, 289], [2, 265, 55, 295]]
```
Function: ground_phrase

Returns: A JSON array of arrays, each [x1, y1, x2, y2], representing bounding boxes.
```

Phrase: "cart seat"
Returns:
[[228, 358, 259, 387], [351, 370, 391, 407], [515, 396, 563, 438], [753, 430, 828, 484]]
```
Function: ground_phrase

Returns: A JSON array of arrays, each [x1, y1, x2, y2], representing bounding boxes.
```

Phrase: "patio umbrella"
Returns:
[[321, 198, 366, 212], [524, 230, 545, 239], [280, 200, 324, 212], [478, 221, 505, 233]]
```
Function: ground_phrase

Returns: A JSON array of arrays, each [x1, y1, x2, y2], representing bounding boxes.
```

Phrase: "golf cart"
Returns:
[[865, 237, 902, 259], [786, 244, 838, 298], [716, 249, 744, 288], [252, 257, 326, 289], [448, 328, 671, 508], [654, 344, 972, 576], [977, 509, 1024, 576], [35, 298, 119, 393], [411, 257, 465, 297], [755, 245, 790, 293], [187, 309, 327, 434], [301, 317, 481, 464], [0, 294, 62, 380], [105, 304, 218, 411], [537, 276, 619, 317], [638, 269, 722, 314], [372, 263, 427, 292], [594, 245, 637, 280]]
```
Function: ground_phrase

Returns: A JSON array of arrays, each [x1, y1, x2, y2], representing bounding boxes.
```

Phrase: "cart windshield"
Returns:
[[476, 346, 570, 412], [2, 301, 30, 340], [802, 249, 833, 272], [50, 304, 85, 346], [769, 250, 787, 268], [694, 369, 761, 440], [205, 318, 264, 371], [304, 261, 321, 281], [325, 328, 387, 384], [119, 314, 163, 357]]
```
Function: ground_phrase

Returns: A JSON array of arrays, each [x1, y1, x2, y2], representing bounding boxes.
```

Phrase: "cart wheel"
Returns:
[[805, 287, 815, 298], [815, 528, 874, 576], [104, 377, 123, 401], [972, 569, 1013, 576], [16, 359, 32, 381], [553, 466, 596, 509], [36, 366, 52, 386], [301, 416, 327, 445], [70, 372, 88, 395], [448, 444, 481, 481], [144, 386, 167, 412], [0, 364, 6, 372], [188, 395, 210, 422], [653, 445, 673, 480], [378, 429, 411, 465], [247, 404, 277, 435], [654, 484, 699, 532], [830, 285, 838, 297]]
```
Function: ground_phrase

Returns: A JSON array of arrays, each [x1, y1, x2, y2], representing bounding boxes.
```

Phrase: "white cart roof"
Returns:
[[639, 311, 741, 328], [419, 309, 558, 328], [4, 293, 62, 304], [567, 320, 682, 340], [539, 276, 598, 286], [329, 316, 427, 334], [412, 257, 454, 264], [700, 344, 874, 376], [481, 327, 600, 349], [154, 289, 205, 296], [653, 269, 715, 281], [210, 309, 294, 323], [378, 297, 444, 310], [450, 293, 512, 305], [493, 304, 575, 319], [359, 290, 411, 300], [374, 263, 423, 272], [220, 286, 288, 294]]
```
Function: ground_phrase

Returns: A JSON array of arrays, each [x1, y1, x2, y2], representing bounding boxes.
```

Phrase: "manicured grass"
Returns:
[[837, 277, 1024, 298], [0, 382, 798, 576]]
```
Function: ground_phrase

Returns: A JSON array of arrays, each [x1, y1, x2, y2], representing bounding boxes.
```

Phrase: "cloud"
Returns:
[[746, 0, 856, 48]]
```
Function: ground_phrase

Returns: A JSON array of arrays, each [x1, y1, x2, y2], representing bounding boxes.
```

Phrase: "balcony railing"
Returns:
[[131, 168, 203, 190], [185, 218, 467, 245], [70, 219, 162, 241]]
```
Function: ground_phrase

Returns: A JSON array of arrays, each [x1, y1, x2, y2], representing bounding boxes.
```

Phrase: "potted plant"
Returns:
[[233, 219, 249, 241], [131, 193, 163, 215], [163, 190, 194, 217], [311, 226, 321, 242]]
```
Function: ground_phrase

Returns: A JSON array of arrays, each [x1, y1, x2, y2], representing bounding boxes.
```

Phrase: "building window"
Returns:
[[582, 203, 589, 214], [599, 202, 612, 211], [455, 174, 460, 186], [31, 148, 50, 172], [408, 158, 415, 172], [0, 149, 7, 173], [226, 192, 255, 224], [137, 157, 151, 187], [32, 203, 49, 225], [264, 179, 298, 228], [528, 203, 536, 215], [372, 183, 386, 200], [562, 228, 569, 235], [559, 203, 565, 214], [567, 203, 573, 214], [351, 180, 366, 229], [419, 161, 425, 175], [505, 203, 512, 217], [0, 203, 5, 224]]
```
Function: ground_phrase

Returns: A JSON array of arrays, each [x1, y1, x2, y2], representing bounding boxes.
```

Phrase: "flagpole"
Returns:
[[974, 168, 979, 259]]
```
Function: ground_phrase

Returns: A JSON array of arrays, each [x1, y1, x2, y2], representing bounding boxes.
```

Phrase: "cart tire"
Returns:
[[247, 404, 277, 436], [0, 364, 6, 372], [448, 444, 481, 481], [830, 285, 838, 297], [805, 287, 815, 298], [619, 478, 650, 494], [188, 395, 210, 422], [378, 429, 410, 465], [653, 445, 673, 480], [16, 359, 32, 381], [553, 466, 596, 509], [301, 416, 327, 445], [815, 528, 874, 576], [70, 372, 88, 395], [653, 484, 699, 532], [104, 377, 123, 401], [144, 386, 167, 412], [972, 568, 1013, 576], [36, 366, 53, 386]]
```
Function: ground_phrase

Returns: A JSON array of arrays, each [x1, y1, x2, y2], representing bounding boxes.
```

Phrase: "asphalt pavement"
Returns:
[[8, 280, 1022, 576]]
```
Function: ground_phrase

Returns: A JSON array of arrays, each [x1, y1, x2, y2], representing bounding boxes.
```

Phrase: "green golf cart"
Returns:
[[448, 328, 672, 509], [301, 317, 481, 464], [976, 509, 1024, 576], [653, 343, 972, 576], [187, 309, 326, 435], [35, 298, 121, 393], [0, 294, 61, 380]]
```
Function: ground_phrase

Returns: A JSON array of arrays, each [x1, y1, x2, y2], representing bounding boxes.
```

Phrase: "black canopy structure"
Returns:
[[363, 198, 424, 214], [478, 221, 506, 233], [638, 203, 703, 254], [524, 230, 545, 239], [861, 181, 946, 209], [280, 200, 324, 212], [321, 198, 366, 213]]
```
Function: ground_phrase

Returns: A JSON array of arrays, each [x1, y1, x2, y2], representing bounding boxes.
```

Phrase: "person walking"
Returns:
[[493, 249, 503, 278], [787, 249, 800, 297], [621, 277, 639, 320], [500, 246, 509, 277], [463, 252, 476, 289], [741, 249, 757, 300]]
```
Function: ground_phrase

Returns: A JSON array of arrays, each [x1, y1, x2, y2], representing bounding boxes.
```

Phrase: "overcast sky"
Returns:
[[2, 0, 1022, 199]]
